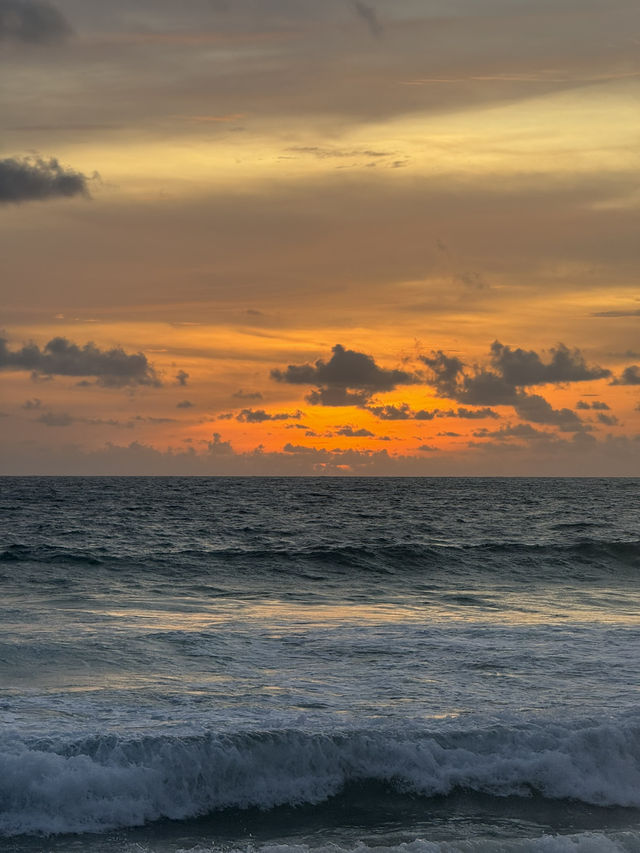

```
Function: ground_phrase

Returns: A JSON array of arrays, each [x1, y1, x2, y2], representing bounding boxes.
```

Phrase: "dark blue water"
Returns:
[[1, 477, 640, 852]]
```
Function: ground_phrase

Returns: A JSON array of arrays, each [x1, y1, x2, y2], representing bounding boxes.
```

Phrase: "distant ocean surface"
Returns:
[[2, 477, 640, 853]]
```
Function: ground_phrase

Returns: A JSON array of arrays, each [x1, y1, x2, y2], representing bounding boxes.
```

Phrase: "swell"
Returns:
[[3, 719, 640, 836], [1, 539, 638, 577]]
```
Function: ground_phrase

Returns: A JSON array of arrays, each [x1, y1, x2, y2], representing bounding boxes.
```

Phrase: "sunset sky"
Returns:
[[1, 0, 639, 475]]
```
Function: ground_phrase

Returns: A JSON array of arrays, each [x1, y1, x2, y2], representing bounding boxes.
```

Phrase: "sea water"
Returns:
[[1, 476, 640, 852]]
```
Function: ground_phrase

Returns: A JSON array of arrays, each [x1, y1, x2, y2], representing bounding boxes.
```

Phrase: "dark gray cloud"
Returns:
[[22, 397, 42, 409], [447, 407, 500, 420], [335, 425, 375, 437], [490, 341, 611, 387], [422, 341, 610, 407], [0, 157, 88, 204], [512, 393, 584, 431], [611, 365, 640, 385], [233, 389, 263, 400], [367, 403, 412, 420], [352, 1, 382, 38], [0, 0, 72, 43], [176, 400, 194, 408], [0, 336, 160, 386], [174, 370, 189, 386], [480, 423, 548, 440], [366, 402, 499, 421], [236, 408, 304, 423], [37, 410, 74, 427], [272, 343, 416, 406], [577, 399, 610, 410], [597, 413, 619, 426]]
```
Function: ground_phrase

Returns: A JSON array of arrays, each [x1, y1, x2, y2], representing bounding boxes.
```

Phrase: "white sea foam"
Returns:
[[2, 720, 640, 836], [124, 834, 640, 853]]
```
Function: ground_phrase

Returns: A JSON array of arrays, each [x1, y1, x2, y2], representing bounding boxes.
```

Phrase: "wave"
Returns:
[[1, 539, 638, 575], [3, 720, 640, 837]]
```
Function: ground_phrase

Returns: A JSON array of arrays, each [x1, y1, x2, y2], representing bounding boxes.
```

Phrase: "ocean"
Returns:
[[1, 476, 640, 852]]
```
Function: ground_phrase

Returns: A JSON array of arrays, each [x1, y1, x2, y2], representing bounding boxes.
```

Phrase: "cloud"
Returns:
[[597, 413, 619, 426], [367, 403, 499, 421], [513, 393, 584, 431], [22, 397, 42, 409], [591, 310, 640, 317], [0, 0, 72, 44], [490, 341, 611, 387], [447, 407, 500, 420], [4, 430, 640, 477], [272, 343, 416, 406], [236, 408, 304, 423], [232, 389, 263, 400], [480, 423, 549, 440], [0, 157, 89, 204], [611, 365, 640, 385], [352, 1, 382, 38], [0, 336, 160, 386], [175, 370, 189, 386], [37, 410, 74, 427], [366, 403, 412, 420], [422, 341, 610, 408], [335, 425, 375, 437], [176, 400, 194, 408], [577, 400, 610, 410]]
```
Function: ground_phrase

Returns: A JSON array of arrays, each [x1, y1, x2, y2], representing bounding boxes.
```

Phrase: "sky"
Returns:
[[1, 0, 639, 475]]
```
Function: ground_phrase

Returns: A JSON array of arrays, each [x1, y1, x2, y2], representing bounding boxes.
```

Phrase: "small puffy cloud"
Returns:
[[207, 432, 233, 455], [597, 413, 619, 426], [367, 403, 412, 420], [335, 425, 375, 437], [0, 0, 72, 44], [611, 365, 640, 385], [22, 397, 42, 409], [37, 410, 73, 427], [175, 370, 189, 386], [417, 444, 438, 452], [0, 336, 160, 386], [272, 344, 416, 407], [0, 157, 88, 204], [236, 408, 304, 423], [233, 389, 263, 401], [446, 407, 500, 420], [176, 400, 194, 409], [306, 386, 371, 407], [577, 400, 610, 410], [482, 423, 548, 440]]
